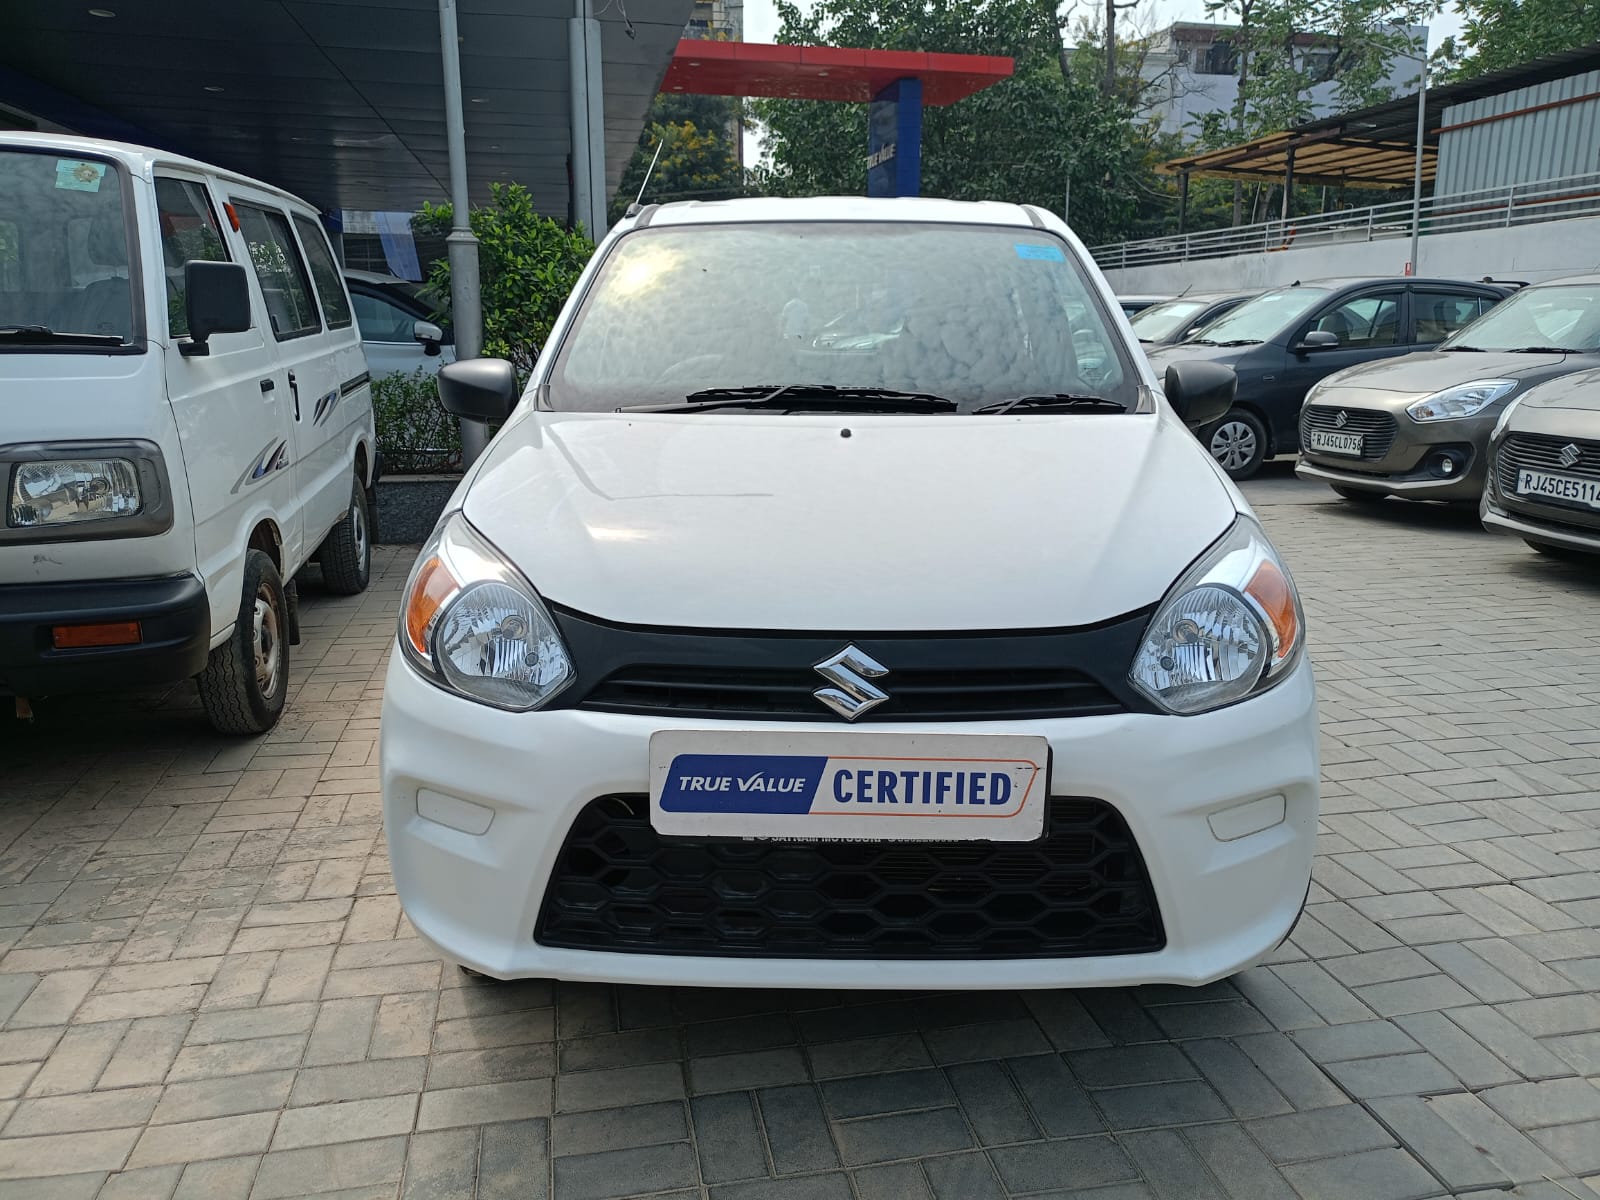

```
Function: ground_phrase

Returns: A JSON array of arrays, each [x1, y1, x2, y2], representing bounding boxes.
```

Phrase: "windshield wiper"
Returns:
[[1212, 338, 1262, 347], [1506, 346, 1588, 354], [1440, 344, 1484, 352], [1186, 338, 1220, 346], [618, 385, 961, 414], [0, 324, 125, 347], [974, 394, 1127, 415]]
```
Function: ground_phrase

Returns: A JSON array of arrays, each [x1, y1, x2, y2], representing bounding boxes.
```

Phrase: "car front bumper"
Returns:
[[1482, 492, 1600, 554], [0, 574, 210, 696], [380, 651, 1320, 990], [1296, 410, 1495, 501]]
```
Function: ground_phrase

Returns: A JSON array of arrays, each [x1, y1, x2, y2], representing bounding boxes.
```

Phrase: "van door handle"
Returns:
[[287, 370, 300, 421], [259, 378, 275, 394]]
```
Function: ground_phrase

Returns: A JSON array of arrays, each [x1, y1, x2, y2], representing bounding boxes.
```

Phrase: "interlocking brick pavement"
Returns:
[[2, 467, 1600, 1198]]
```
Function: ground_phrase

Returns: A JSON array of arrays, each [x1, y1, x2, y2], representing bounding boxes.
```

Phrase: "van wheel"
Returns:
[[197, 550, 289, 735], [1203, 410, 1268, 480], [319, 475, 372, 595]]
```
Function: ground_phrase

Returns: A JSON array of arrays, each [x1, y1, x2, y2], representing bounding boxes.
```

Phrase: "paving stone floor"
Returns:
[[2, 465, 1600, 1198]]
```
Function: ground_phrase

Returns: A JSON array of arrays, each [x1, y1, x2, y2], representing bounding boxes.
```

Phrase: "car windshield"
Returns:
[[1442, 283, 1600, 352], [0, 148, 137, 348], [1192, 286, 1331, 345], [1128, 299, 1209, 341], [548, 221, 1136, 411]]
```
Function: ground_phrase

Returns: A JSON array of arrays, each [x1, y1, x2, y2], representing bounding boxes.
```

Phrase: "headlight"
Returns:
[[399, 512, 574, 711], [1406, 380, 1516, 422], [1131, 516, 1305, 715], [8, 459, 141, 528]]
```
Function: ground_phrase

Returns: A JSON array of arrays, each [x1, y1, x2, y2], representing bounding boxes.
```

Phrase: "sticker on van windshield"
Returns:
[[55, 160, 106, 192], [1015, 242, 1065, 262]]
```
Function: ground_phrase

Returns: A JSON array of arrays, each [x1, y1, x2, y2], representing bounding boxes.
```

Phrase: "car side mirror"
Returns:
[[181, 261, 252, 357], [413, 319, 444, 357], [1293, 330, 1340, 353], [1163, 361, 1237, 430], [438, 358, 519, 422]]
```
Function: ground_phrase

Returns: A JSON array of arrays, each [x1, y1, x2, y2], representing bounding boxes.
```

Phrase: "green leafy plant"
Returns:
[[413, 184, 594, 380], [371, 368, 462, 475]]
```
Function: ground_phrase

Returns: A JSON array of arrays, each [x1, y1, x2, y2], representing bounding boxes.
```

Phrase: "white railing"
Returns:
[[1090, 169, 1600, 270]]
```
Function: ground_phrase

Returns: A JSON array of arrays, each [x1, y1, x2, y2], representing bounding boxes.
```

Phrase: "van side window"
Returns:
[[155, 178, 228, 338], [234, 203, 321, 340], [291, 214, 353, 331]]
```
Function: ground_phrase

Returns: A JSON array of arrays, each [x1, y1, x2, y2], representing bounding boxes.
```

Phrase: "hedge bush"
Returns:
[[372, 368, 462, 475]]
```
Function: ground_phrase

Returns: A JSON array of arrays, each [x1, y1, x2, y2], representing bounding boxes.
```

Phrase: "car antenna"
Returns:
[[623, 137, 666, 219], [1176, 284, 1193, 297]]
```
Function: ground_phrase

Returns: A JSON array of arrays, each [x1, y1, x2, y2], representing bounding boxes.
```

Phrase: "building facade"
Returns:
[[1138, 22, 1426, 138]]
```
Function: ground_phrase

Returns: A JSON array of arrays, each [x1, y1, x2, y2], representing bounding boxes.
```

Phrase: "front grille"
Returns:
[[548, 608, 1153, 723], [1301, 406, 1398, 461], [583, 665, 1121, 721], [1497, 432, 1600, 493], [535, 794, 1165, 960]]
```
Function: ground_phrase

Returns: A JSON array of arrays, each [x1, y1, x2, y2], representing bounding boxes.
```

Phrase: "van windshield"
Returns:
[[548, 221, 1137, 411], [0, 148, 137, 349]]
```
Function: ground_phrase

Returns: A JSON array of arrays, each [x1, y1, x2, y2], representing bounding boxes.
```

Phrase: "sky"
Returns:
[[738, 0, 1467, 160]]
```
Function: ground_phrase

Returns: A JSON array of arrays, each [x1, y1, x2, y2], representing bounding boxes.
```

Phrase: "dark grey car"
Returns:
[[1297, 276, 1600, 503]]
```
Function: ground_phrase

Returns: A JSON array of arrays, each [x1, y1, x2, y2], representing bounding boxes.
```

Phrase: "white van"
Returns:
[[381, 196, 1320, 991], [1, 134, 376, 734]]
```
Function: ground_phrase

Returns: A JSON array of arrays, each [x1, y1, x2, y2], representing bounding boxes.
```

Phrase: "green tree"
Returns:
[[1434, 0, 1600, 80], [750, 0, 1171, 247], [610, 92, 753, 223], [412, 183, 594, 379]]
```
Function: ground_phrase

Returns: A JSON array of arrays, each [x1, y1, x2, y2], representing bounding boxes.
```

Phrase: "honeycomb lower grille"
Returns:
[[535, 795, 1165, 960]]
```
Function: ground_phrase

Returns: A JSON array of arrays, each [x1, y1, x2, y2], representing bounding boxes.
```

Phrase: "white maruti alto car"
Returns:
[[380, 196, 1319, 990]]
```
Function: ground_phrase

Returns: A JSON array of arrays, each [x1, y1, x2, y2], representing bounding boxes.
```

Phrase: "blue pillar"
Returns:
[[866, 78, 923, 198]]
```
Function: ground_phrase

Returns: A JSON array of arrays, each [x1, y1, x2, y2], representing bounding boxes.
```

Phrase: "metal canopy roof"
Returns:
[[1160, 40, 1600, 186], [661, 40, 1014, 106], [0, 0, 694, 216]]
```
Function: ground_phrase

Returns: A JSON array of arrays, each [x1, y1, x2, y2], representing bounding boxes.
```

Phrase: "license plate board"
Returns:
[[649, 731, 1049, 842], [1309, 429, 1364, 457], [1517, 468, 1600, 509]]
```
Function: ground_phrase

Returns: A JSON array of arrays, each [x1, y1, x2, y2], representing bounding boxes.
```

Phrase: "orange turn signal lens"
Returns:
[[403, 556, 460, 658], [52, 621, 142, 649], [1244, 559, 1298, 662]]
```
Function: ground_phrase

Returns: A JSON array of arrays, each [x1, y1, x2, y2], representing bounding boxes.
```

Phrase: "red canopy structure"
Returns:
[[661, 40, 1014, 106]]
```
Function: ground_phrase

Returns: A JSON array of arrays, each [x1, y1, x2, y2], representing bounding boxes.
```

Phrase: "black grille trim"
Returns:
[[1301, 405, 1398, 461], [535, 794, 1165, 960], [548, 608, 1155, 722], [1496, 433, 1600, 526]]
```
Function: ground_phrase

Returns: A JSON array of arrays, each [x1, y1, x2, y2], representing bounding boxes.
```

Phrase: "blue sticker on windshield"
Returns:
[[1015, 242, 1065, 262]]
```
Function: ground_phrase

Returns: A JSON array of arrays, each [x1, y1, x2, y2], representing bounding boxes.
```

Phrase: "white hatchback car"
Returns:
[[381, 196, 1319, 990]]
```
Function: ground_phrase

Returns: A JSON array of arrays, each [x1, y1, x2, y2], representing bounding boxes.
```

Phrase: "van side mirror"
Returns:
[[413, 319, 444, 357], [1163, 361, 1236, 430], [181, 261, 252, 357], [1293, 330, 1340, 353], [438, 358, 519, 422]]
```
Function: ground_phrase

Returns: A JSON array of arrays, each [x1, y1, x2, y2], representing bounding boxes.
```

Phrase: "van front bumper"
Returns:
[[380, 652, 1320, 990], [0, 574, 210, 695]]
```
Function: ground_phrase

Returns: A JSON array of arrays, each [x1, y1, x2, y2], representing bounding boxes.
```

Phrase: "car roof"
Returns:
[[343, 269, 416, 287], [0, 131, 316, 211], [640, 195, 1041, 229], [1152, 290, 1258, 304], [1523, 272, 1600, 288]]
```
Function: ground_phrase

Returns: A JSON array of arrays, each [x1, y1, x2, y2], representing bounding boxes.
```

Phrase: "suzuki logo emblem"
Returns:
[[813, 645, 890, 721], [1559, 443, 1582, 469], [1334, 410, 1349, 428]]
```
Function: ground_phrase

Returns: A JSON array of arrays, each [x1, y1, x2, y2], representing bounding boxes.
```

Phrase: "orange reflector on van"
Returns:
[[223, 202, 241, 232], [52, 622, 142, 649]]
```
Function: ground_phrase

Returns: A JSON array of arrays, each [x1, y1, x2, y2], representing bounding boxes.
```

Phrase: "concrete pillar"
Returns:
[[438, 0, 488, 465], [569, 0, 607, 240]]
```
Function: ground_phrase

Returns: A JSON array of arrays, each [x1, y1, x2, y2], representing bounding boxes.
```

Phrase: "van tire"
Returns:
[[198, 550, 289, 735], [319, 476, 372, 596]]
